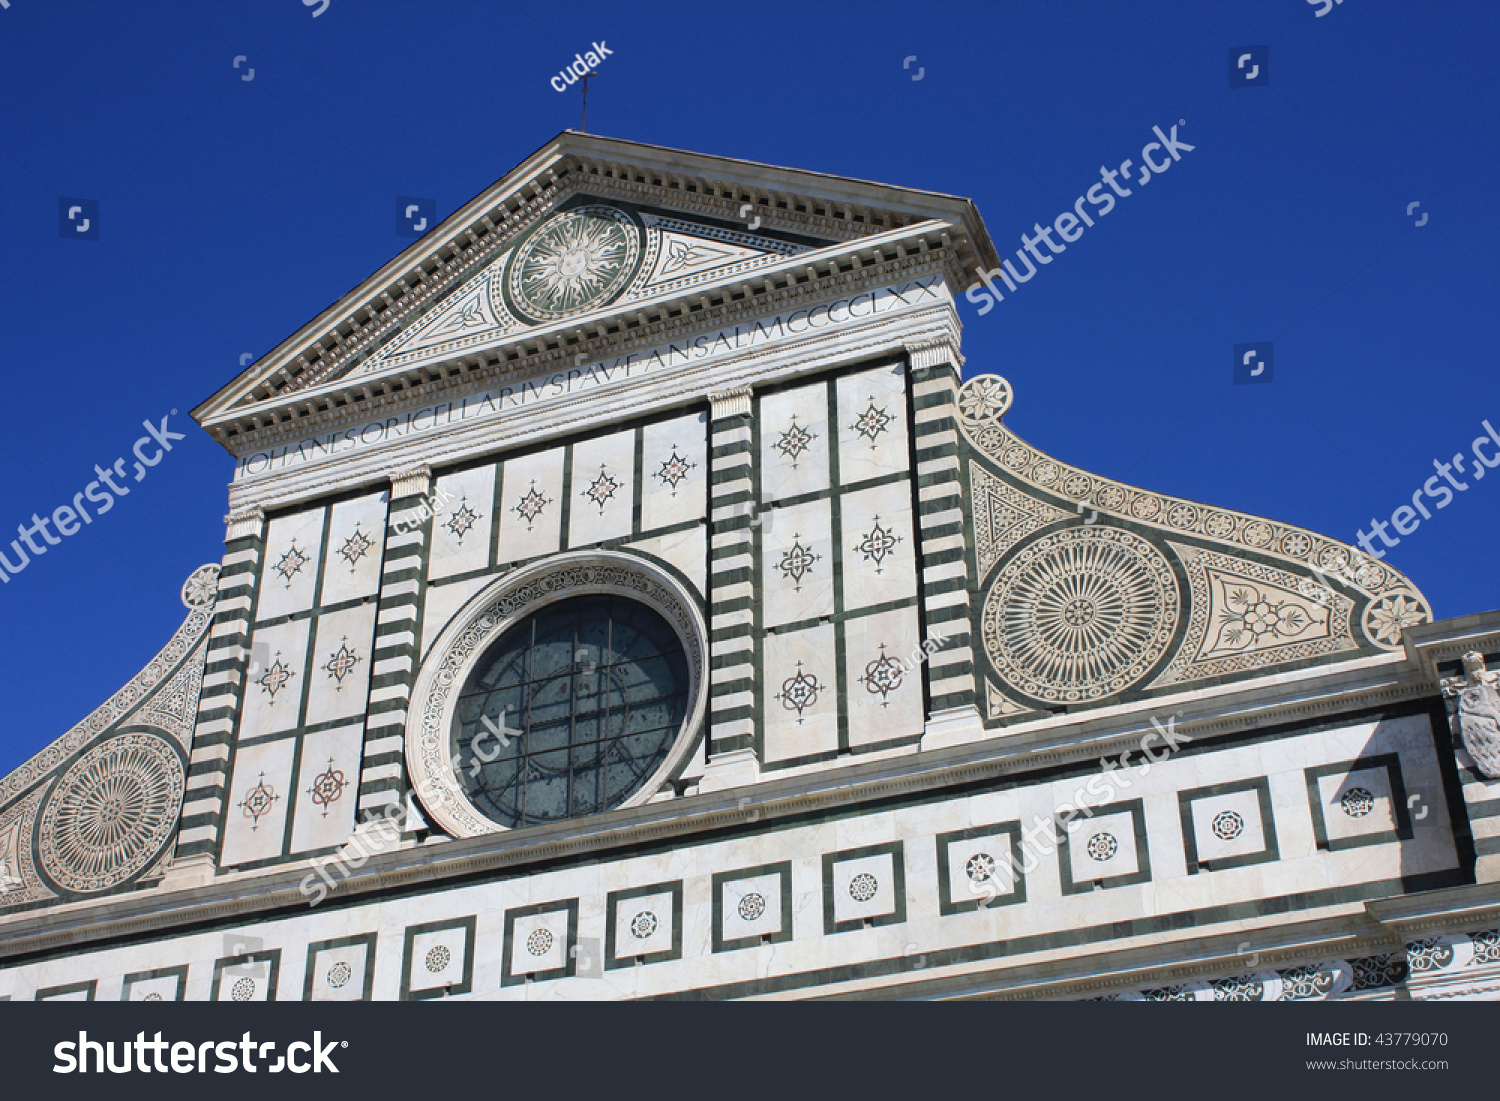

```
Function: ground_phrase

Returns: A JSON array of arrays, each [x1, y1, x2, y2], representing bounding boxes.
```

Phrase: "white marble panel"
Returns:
[[641, 412, 709, 531], [839, 481, 916, 612], [428, 465, 496, 580], [320, 492, 387, 605], [720, 872, 783, 943], [216, 959, 272, 1002], [829, 851, 897, 925], [613, 889, 675, 962], [220, 739, 297, 867], [421, 574, 496, 658], [289, 723, 364, 855], [305, 603, 377, 726], [762, 623, 838, 763], [124, 974, 182, 1001], [1189, 788, 1268, 863], [510, 910, 569, 977], [241, 618, 312, 737], [1316, 765, 1399, 843], [844, 606, 924, 748], [945, 829, 1021, 903], [758, 383, 830, 502], [1064, 810, 1138, 883], [258, 507, 326, 622], [836, 362, 909, 485], [569, 428, 636, 548], [308, 941, 369, 1001], [625, 526, 706, 599], [497, 447, 565, 565], [409, 926, 468, 994], [762, 497, 833, 628]]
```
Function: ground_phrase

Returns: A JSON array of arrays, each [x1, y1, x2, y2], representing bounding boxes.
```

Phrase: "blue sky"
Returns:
[[0, 0, 1495, 777]]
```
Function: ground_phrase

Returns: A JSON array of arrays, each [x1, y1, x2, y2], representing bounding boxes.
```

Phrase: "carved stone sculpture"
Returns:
[[1441, 652, 1500, 779]]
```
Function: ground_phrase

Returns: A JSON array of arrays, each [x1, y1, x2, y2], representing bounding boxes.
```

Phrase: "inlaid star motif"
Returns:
[[858, 644, 905, 706], [851, 400, 894, 447], [274, 542, 308, 585], [773, 419, 817, 466], [257, 652, 295, 703], [513, 481, 552, 530], [445, 497, 481, 541], [855, 517, 902, 574], [338, 525, 374, 571], [238, 772, 280, 831], [324, 637, 360, 688], [582, 465, 622, 513], [655, 447, 696, 494], [774, 662, 823, 723], [307, 758, 349, 818], [776, 536, 821, 590]]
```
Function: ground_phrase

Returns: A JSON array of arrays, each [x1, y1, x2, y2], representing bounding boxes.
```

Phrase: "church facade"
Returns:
[[3, 132, 1499, 1001]]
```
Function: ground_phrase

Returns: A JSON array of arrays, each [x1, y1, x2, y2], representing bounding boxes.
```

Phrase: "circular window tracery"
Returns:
[[452, 593, 690, 829], [406, 552, 707, 839]]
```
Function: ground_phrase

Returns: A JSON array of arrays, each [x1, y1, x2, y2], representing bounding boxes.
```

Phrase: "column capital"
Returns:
[[389, 464, 434, 500], [222, 506, 266, 542], [708, 387, 753, 421], [904, 336, 964, 372]]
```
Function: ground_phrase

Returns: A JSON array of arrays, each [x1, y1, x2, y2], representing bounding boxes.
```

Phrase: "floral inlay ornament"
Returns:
[[958, 375, 1013, 424], [1340, 786, 1375, 818], [1365, 594, 1428, 647], [855, 517, 901, 573], [324, 637, 360, 688], [231, 978, 256, 1002], [773, 418, 817, 466], [1085, 832, 1118, 862], [1211, 810, 1245, 841], [513, 480, 552, 531], [181, 564, 220, 609], [1214, 585, 1313, 650], [527, 928, 555, 957], [965, 853, 996, 884], [851, 400, 894, 447], [327, 962, 352, 989], [737, 893, 767, 921], [257, 651, 295, 703], [581, 465, 622, 513], [238, 772, 280, 832], [338, 525, 374, 571], [445, 496, 481, 542], [775, 661, 823, 721], [436, 295, 488, 335], [274, 542, 308, 586], [858, 644, 904, 705], [37, 731, 184, 894], [307, 758, 349, 818], [655, 447, 696, 494], [425, 945, 451, 973], [629, 911, 658, 939], [776, 536, 821, 591], [848, 873, 879, 902]]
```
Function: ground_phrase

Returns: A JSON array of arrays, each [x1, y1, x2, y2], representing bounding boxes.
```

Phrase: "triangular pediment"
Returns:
[[192, 131, 998, 452]]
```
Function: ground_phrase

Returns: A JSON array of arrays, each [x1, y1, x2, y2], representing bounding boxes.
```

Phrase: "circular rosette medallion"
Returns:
[[981, 527, 1180, 704], [503, 204, 643, 322], [37, 731, 185, 894]]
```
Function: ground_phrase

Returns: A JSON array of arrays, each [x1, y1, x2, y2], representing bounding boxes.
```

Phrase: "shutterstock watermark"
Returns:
[[1355, 418, 1500, 560], [549, 41, 612, 92], [968, 713, 1190, 906], [964, 122, 1196, 315], [0, 412, 186, 585], [299, 707, 523, 905]]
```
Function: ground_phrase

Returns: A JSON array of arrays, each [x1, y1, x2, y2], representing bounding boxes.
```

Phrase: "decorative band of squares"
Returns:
[[19, 754, 1436, 999]]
